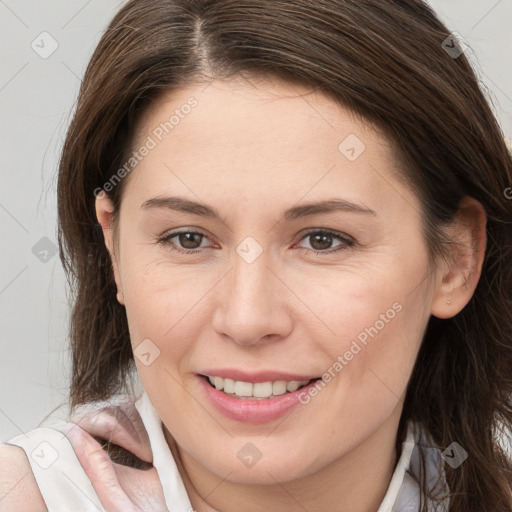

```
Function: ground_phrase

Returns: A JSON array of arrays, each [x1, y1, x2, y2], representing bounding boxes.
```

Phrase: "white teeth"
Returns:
[[253, 382, 273, 398], [223, 378, 235, 394], [272, 381, 287, 396], [286, 381, 301, 392], [214, 376, 223, 390], [206, 375, 312, 398], [234, 381, 253, 397]]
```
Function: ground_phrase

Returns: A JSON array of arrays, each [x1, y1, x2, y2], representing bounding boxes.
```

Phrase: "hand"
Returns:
[[58, 401, 168, 512]]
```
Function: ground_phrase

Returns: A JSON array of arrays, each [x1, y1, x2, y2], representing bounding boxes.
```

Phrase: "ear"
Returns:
[[95, 191, 124, 306], [430, 196, 487, 319]]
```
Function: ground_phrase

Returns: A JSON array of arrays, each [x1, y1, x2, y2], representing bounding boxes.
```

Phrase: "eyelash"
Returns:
[[157, 229, 355, 256]]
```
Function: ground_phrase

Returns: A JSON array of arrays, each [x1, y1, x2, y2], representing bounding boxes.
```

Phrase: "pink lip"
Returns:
[[197, 375, 319, 424], [199, 368, 318, 383]]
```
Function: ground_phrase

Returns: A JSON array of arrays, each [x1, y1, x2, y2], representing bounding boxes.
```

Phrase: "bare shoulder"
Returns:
[[0, 443, 47, 512]]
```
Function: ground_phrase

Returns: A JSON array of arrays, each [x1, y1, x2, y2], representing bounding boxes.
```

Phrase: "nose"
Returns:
[[211, 246, 293, 347]]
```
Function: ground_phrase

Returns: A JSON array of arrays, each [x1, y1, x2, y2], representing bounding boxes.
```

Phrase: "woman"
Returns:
[[1, 0, 511, 510]]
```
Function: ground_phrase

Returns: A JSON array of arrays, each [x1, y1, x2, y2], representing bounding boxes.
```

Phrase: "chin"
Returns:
[[200, 446, 320, 485]]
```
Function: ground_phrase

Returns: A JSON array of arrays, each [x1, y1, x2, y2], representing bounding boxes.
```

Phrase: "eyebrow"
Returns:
[[140, 196, 377, 220]]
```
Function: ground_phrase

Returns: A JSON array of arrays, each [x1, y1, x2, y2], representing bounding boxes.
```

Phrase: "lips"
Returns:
[[197, 374, 321, 423]]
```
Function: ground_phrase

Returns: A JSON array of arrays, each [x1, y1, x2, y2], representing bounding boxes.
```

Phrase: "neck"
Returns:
[[166, 406, 404, 512]]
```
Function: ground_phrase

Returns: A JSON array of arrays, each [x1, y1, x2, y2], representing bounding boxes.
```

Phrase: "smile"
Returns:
[[205, 375, 314, 399], [198, 374, 322, 424]]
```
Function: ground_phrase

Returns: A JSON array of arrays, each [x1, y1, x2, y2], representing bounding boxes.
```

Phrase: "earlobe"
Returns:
[[94, 192, 125, 306], [430, 196, 487, 319]]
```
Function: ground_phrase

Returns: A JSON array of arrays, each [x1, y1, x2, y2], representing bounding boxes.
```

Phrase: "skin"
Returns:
[[93, 75, 487, 512]]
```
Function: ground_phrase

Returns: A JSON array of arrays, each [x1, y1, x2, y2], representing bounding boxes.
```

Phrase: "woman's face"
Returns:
[[97, 77, 443, 484]]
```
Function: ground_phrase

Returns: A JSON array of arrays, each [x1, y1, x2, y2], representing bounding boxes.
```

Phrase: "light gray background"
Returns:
[[1, 0, 511, 442]]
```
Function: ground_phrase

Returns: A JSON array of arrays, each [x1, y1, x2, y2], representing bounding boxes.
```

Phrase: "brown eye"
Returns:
[[298, 229, 354, 254], [158, 230, 211, 254], [176, 232, 204, 249]]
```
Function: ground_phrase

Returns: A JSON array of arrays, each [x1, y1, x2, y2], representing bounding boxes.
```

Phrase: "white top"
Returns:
[[6, 390, 450, 511]]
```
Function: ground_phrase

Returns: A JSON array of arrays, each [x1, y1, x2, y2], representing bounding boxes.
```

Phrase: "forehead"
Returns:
[[123, 77, 414, 217], [135, 76, 386, 156]]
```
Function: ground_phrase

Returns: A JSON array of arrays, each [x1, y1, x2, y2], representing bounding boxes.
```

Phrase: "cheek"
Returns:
[[290, 254, 428, 354], [294, 256, 431, 411], [327, 279, 429, 420], [127, 257, 217, 381], [122, 251, 196, 318]]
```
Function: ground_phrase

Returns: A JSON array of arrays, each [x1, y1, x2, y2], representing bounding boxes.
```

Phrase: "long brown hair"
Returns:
[[57, 0, 512, 509]]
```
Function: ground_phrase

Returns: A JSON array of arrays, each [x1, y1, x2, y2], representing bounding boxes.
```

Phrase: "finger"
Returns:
[[113, 464, 169, 512], [71, 405, 153, 463], [117, 402, 152, 457], [65, 425, 140, 512]]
